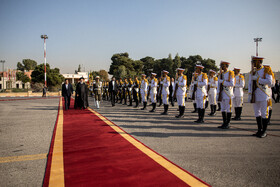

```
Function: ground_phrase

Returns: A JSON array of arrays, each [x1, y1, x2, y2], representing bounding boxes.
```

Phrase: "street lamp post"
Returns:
[[41, 35, 48, 87], [254, 37, 262, 56], [0, 60, 5, 90]]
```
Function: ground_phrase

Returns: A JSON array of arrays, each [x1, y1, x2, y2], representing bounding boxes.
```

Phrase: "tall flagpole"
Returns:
[[41, 35, 48, 87]]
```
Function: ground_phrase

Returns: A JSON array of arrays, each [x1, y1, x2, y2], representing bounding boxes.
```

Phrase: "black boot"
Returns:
[[208, 105, 213, 116], [141, 102, 147, 110], [268, 109, 272, 125], [200, 109, 205, 123], [237, 107, 242, 120], [191, 103, 197, 113], [134, 100, 139, 108], [213, 105, 217, 116], [194, 108, 201, 122], [218, 112, 227, 128], [222, 113, 231, 129], [161, 104, 168, 115], [258, 118, 268, 138], [252, 116, 262, 136], [128, 99, 133, 106], [158, 99, 162, 107], [176, 106, 184, 118], [149, 103, 156, 112], [217, 103, 221, 111], [205, 101, 209, 109]]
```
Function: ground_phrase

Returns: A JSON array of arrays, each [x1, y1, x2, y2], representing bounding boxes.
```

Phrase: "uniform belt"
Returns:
[[210, 86, 217, 88]]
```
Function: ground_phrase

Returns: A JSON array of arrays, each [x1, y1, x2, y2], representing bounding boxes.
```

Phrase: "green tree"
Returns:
[[17, 62, 24, 71], [16, 72, 31, 83], [109, 53, 134, 78], [17, 59, 37, 71], [140, 56, 155, 75], [31, 63, 64, 89]]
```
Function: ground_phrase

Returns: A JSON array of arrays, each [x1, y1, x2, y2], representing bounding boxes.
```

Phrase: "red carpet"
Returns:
[[43, 98, 210, 186]]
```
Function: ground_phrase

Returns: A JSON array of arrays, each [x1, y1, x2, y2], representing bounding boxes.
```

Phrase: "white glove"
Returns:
[[219, 79, 224, 84], [251, 75, 258, 80], [247, 94, 252, 103]]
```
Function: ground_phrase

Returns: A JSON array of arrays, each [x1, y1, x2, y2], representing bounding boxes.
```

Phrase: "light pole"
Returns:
[[254, 37, 262, 56], [41, 35, 48, 87], [0, 60, 5, 90]]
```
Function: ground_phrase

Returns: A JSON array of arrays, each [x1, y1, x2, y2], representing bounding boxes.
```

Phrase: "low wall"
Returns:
[[0, 91, 61, 97]]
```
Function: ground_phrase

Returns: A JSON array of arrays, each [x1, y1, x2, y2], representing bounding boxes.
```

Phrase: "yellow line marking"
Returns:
[[49, 97, 65, 187], [0, 153, 47, 164], [88, 107, 209, 187]]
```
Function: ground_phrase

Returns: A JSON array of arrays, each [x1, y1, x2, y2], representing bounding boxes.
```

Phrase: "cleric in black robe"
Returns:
[[74, 77, 89, 109]]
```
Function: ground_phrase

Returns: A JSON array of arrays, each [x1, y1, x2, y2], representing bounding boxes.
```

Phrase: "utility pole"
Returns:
[[0, 60, 5, 90], [254, 38, 262, 56], [41, 35, 48, 87]]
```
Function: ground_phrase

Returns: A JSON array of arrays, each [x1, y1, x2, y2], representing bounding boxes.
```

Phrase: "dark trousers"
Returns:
[[64, 95, 71, 110], [111, 91, 116, 106]]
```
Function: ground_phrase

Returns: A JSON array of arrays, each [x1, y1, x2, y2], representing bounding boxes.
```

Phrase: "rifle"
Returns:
[[173, 77, 178, 99], [191, 74, 197, 100], [207, 76, 211, 93], [217, 69, 223, 102], [250, 64, 257, 103]]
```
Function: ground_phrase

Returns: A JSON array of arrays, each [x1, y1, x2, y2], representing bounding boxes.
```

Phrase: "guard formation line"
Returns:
[[64, 56, 275, 139]]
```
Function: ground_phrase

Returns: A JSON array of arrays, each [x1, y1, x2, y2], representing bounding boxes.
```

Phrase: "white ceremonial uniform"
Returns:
[[248, 66, 273, 118], [219, 70, 235, 113], [208, 76, 218, 105], [233, 74, 245, 107], [195, 73, 208, 109], [176, 75, 187, 106], [140, 78, 148, 102], [150, 78, 158, 103], [162, 76, 170, 105]]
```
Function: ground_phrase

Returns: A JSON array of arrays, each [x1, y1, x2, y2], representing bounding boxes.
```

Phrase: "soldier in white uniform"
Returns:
[[208, 69, 218, 116], [140, 74, 149, 110], [248, 57, 273, 138], [217, 61, 235, 129], [93, 76, 102, 109], [175, 68, 187, 118], [263, 64, 275, 125], [232, 67, 245, 120], [161, 70, 171, 115], [193, 65, 208, 123], [149, 73, 158, 112]]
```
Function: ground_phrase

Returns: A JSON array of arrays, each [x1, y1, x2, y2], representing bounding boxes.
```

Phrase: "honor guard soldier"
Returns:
[[263, 64, 275, 125], [93, 76, 102, 109], [133, 76, 140, 108], [249, 56, 273, 138], [232, 67, 245, 120], [161, 70, 171, 115], [127, 78, 134, 106], [175, 68, 187, 118], [140, 74, 148, 110], [217, 61, 235, 129], [193, 65, 208, 123], [149, 73, 158, 112], [208, 69, 218, 116]]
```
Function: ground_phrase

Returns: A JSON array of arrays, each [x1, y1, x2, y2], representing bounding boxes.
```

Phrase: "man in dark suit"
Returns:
[[62, 79, 73, 110], [109, 77, 117, 106]]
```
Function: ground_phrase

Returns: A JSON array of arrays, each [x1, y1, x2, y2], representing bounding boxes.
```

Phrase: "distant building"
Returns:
[[62, 72, 89, 84], [0, 69, 32, 90]]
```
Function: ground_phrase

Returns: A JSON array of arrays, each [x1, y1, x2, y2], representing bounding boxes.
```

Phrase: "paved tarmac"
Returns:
[[89, 95, 280, 187], [0, 95, 279, 187], [0, 97, 59, 187]]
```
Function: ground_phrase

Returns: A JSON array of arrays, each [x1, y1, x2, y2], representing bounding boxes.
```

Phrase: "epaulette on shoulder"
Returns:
[[154, 78, 158, 83], [214, 77, 218, 81], [264, 66, 273, 75], [203, 73, 208, 79], [183, 75, 187, 80], [145, 78, 149, 83]]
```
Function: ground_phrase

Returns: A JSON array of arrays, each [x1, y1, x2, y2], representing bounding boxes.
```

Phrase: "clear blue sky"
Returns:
[[0, 0, 279, 74]]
